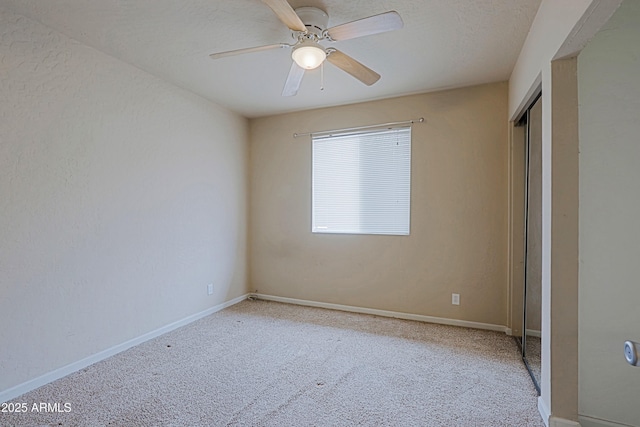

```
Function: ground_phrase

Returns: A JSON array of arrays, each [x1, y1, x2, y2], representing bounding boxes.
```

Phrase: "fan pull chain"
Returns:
[[320, 62, 324, 91]]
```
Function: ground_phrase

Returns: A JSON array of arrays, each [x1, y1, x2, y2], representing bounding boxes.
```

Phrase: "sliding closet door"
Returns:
[[523, 96, 542, 391]]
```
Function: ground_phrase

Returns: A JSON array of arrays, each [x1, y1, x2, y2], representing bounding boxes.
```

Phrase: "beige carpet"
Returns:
[[1, 299, 544, 426], [525, 336, 542, 388]]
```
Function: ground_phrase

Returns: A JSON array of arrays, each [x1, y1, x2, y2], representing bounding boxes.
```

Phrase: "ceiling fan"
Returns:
[[209, 0, 403, 96]]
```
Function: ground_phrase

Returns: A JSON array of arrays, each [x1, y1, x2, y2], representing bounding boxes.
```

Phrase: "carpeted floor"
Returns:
[[525, 335, 542, 388], [1, 299, 544, 426]]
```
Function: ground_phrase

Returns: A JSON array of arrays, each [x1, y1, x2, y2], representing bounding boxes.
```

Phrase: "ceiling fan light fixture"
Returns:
[[292, 41, 326, 70]]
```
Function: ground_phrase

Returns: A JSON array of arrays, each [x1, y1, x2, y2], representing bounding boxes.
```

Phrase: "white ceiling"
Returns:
[[2, 0, 542, 118]]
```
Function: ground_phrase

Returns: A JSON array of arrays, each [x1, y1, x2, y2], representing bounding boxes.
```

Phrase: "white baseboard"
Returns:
[[251, 293, 509, 333], [539, 397, 551, 427], [550, 417, 582, 427], [538, 397, 626, 427], [0, 294, 249, 404], [541, 398, 582, 427], [526, 328, 542, 338], [579, 415, 632, 427]]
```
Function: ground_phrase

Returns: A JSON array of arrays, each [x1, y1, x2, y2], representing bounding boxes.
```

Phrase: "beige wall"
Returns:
[[578, 1, 640, 425], [508, 0, 593, 119], [508, 2, 623, 426], [547, 57, 580, 425], [0, 9, 249, 396], [250, 83, 509, 326]]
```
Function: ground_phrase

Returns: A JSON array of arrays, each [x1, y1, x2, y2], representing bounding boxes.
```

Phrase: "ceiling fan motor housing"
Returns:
[[210, 2, 402, 96], [294, 7, 329, 38]]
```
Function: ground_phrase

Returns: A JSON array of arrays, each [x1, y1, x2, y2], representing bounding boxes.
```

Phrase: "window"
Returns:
[[312, 126, 411, 235]]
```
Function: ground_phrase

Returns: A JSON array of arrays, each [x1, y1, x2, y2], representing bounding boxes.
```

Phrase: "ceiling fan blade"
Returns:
[[209, 43, 290, 60], [282, 62, 305, 96], [261, 0, 307, 32], [326, 50, 380, 86], [326, 11, 403, 41]]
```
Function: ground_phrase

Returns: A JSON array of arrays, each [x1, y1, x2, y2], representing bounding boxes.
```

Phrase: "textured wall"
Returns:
[[508, 1, 624, 424], [578, 1, 640, 425], [250, 83, 509, 326], [508, 0, 594, 119], [0, 0, 541, 118], [0, 8, 249, 392]]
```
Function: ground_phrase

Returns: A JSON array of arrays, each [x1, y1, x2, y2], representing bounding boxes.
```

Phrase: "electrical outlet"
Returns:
[[452, 293, 460, 305], [207, 283, 214, 295]]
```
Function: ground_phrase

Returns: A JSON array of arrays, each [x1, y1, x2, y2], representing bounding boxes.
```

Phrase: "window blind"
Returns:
[[312, 126, 411, 235]]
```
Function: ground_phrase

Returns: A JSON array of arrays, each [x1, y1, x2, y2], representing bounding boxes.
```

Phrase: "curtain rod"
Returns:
[[293, 117, 425, 138]]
